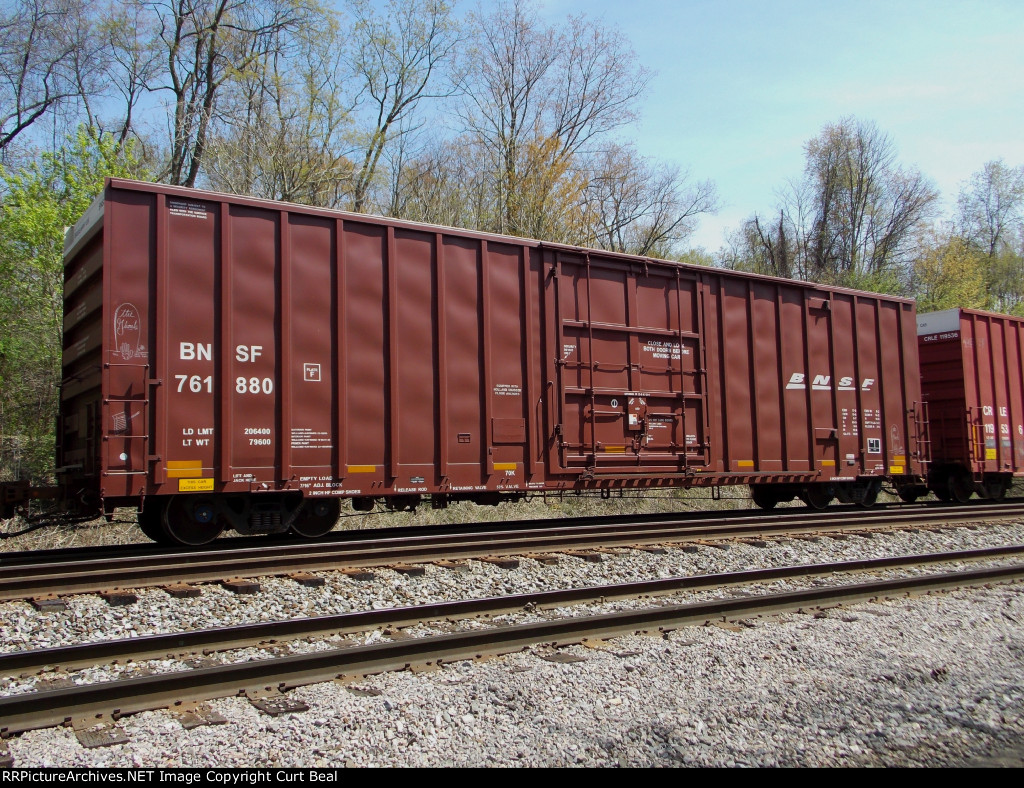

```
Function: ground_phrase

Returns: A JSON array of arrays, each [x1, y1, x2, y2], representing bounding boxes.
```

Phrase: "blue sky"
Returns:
[[535, 0, 1024, 250]]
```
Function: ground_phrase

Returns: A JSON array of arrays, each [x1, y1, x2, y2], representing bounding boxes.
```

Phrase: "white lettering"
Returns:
[[235, 345, 263, 363], [179, 342, 212, 361]]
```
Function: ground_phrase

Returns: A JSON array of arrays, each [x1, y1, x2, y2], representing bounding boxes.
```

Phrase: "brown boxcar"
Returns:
[[60, 179, 928, 543], [918, 307, 1024, 501]]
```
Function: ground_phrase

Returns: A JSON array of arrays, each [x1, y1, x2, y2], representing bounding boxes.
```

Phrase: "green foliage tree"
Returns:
[[0, 126, 146, 482], [910, 232, 988, 313]]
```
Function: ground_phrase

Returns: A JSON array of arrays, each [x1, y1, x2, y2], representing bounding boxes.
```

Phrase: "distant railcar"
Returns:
[[46, 179, 930, 544], [918, 308, 1024, 501]]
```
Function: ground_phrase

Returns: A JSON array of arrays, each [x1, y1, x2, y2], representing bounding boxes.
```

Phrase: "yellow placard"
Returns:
[[820, 460, 836, 466], [889, 466, 905, 475], [493, 462, 517, 471], [600, 446, 626, 454], [179, 478, 214, 492], [985, 448, 997, 460], [166, 460, 202, 478], [736, 460, 754, 468], [347, 465, 377, 473]]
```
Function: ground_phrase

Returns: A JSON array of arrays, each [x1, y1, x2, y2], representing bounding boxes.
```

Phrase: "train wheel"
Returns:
[[948, 472, 974, 504], [801, 485, 833, 510], [980, 477, 1010, 502], [897, 487, 921, 503], [291, 498, 341, 539], [162, 495, 224, 546], [856, 482, 881, 509], [138, 501, 172, 544], [749, 485, 778, 510]]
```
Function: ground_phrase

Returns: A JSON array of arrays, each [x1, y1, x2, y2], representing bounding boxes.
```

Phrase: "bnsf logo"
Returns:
[[786, 373, 875, 391]]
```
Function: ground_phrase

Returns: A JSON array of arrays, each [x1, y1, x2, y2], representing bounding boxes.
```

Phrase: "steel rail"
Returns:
[[2, 544, 1023, 675], [5, 498, 1001, 566], [1, 560, 1022, 736], [1, 502, 1022, 602]]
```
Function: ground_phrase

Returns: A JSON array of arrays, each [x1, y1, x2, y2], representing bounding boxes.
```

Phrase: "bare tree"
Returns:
[[387, 134, 492, 229], [0, 0, 105, 156], [583, 144, 718, 257], [721, 211, 798, 279], [346, 0, 461, 212], [458, 0, 650, 237], [203, 8, 357, 206], [101, 1, 163, 149], [136, 0, 315, 187], [801, 117, 938, 285], [956, 159, 1024, 258]]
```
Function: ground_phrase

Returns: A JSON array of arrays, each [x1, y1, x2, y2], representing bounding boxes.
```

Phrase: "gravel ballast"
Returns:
[[2, 521, 1024, 768]]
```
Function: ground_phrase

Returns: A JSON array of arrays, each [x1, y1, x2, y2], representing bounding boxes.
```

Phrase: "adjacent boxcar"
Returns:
[[60, 179, 928, 543], [918, 307, 1024, 501]]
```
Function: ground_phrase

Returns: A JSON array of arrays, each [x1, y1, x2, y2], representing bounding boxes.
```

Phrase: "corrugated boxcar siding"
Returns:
[[964, 313, 1024, 473], [880, 302, 914, 471], [1001, 319, 1024, 470], [227, 206, 279, 477], [983, 317, 1011, 468], [777, 288, 809, 472], [442, 236, 484, 482], [163, 196, 216, 483], [103, 192, 157, 497], [829, 296, 854, 474], [485, 241, 529, 476], [850, 298, 882, 472], [62, 234, 105, 480], [393, 228, 439, 481], [750, 280, 784, 471], [918, 318, 968, 466], [805, 298, 838, 473], [715, 277, 755, 472], [288, 214, 335, 473], [702, 276, 917, 479], [963, 316, 986, 467], [343, 224, 387, 478], [920, 309, 1024, 476]]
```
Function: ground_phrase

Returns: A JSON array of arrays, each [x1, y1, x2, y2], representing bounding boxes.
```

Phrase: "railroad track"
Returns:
[[1, 500, 1022, 603], [2, 545, 1022, 737]]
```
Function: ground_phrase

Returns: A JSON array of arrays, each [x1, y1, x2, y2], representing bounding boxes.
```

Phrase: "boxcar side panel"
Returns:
[[79, 179, 929, 514], [919, 308, 1024, 480], [162, 195, 217, 490], [101, 191, 156, 499], [288, 214, 336, 479]]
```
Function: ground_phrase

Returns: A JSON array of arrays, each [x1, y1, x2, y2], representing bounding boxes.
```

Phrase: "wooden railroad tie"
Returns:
[[340, 568, 376, 582], [390, 564, 426, 577], [477, 556, 520, 569], [220, 578, 261, 595], [99, 590, 138, 607], [163, 583, 202, 599], [29, 596, 67, 613]]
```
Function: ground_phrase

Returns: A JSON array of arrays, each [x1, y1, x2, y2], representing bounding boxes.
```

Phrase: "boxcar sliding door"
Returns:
[[545, 249, 710, 477]]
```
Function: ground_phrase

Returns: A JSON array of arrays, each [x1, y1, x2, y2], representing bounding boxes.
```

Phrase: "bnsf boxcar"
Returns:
[[918, 307, 1024, 501], [59, 179, 928, 544]]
